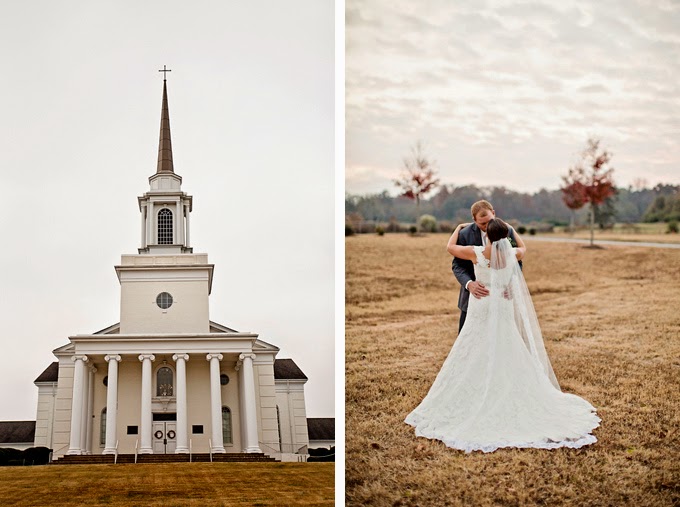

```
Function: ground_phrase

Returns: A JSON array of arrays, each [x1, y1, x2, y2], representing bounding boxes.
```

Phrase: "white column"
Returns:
[[172, 353, 189, 454], [85, 365, 96, 454], [139, 354, 155, 454], [236, 362, 247, 451], [176, 201, 183, 245], [239, 353, 262, 453], [67, 355, 88, 455], [141, 205, 147, 249], [206, 353, 225, 453], [79, 362, 90, 453], [102, 355, 121, 454], [286, 382, 296, 452], [185, 204, 191, 248], [47, 384, 56, 450], [146, 201, 154, 245]]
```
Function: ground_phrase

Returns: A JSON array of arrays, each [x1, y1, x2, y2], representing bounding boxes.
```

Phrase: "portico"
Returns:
[[60, 333, 272, 456]]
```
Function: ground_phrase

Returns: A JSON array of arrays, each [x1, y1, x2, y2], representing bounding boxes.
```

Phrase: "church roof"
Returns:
[[34, 362, 59, 383], [307, 418, 334, 441], [274, 359, 308, 380], [0, 421, 36, 444], [156, 78, 174, 173]]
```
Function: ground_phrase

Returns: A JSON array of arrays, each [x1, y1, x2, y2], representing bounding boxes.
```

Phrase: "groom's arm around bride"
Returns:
[[446, 200, 522, 333], [449, 222, 486, 333]]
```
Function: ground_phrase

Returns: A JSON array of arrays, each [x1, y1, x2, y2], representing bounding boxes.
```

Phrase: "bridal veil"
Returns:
[[489, 237, 560, 390]]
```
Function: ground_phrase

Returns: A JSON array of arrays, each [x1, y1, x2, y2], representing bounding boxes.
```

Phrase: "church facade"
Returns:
[[31, 79, 311, 462]]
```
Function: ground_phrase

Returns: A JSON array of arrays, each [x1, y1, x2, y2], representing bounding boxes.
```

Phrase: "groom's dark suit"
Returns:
[[452, 223, 520, 332]]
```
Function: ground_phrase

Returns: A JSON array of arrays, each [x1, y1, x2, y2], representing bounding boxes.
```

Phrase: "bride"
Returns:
[[404, 218, 600, 453]]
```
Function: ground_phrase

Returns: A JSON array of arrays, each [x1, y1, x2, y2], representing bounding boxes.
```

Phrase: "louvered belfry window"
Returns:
[[158, 208, 173, 244]]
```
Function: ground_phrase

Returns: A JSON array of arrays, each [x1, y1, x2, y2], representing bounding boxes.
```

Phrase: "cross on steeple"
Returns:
[[158, 65, 171, 81]]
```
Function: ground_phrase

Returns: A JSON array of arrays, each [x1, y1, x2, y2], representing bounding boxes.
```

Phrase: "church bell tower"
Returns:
[[115, 71, 214, 335], [138, 75, 193, 255]]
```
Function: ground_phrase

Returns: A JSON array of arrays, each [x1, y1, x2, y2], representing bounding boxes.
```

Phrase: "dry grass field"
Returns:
[[346, 234, 680, 507], [0, 462, 334, 506]]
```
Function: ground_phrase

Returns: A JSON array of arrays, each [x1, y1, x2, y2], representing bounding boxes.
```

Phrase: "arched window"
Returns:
[[222, 406, 232, 445], [158, 208, 173, 244], [100, 408, 106, 445], [156, 367, 173, 396]]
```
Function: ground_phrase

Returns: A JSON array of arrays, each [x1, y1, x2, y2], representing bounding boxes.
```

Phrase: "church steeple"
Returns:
[[137, 67, 193, 254], [156, 77, 174, 174]]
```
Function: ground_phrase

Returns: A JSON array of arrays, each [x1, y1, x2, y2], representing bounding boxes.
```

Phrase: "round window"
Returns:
[[220, 374, 229, 386], [156, 292, 173, 309]]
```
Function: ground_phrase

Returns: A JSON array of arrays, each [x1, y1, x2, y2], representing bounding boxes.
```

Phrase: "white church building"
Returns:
[[29, 78, 314, 462]]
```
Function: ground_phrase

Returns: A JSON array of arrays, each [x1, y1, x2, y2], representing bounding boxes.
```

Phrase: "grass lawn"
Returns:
[[0, 462, 334, 506], [345, 234, 680, 506]]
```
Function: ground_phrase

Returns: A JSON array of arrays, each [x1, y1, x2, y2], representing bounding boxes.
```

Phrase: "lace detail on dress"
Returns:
[[473, 245, 489, 268]]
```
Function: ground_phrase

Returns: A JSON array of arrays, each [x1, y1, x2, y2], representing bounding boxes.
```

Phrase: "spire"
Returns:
[[156, 73, 174, 174]]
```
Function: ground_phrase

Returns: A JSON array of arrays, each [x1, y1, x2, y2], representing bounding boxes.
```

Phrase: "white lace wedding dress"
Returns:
[[405, 243, 600, 453]]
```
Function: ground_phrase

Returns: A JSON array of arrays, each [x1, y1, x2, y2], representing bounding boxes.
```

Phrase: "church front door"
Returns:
[[152, 421, 177, 454]]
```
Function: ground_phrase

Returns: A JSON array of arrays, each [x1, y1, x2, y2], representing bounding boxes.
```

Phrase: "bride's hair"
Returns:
[[486, 218, 509, 243]]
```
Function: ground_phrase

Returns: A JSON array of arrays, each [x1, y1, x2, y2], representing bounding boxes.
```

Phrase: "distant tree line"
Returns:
[[345, 183, 680, 230]]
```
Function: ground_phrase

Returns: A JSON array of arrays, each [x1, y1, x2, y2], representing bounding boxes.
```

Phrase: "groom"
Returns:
[[451, 200, 519, 332]]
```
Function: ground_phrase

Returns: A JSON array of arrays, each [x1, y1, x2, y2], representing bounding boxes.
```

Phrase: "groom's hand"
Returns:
[[468, 281, 489, 299]]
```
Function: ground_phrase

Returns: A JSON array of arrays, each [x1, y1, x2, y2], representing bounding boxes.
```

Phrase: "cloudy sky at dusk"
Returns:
[[346, 0, 680, 195], [0, 1, 334, 420]]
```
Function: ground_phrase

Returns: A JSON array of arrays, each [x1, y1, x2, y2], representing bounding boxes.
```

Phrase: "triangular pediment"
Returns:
[[87, 321, 241, 335], [253, 338, 279, 352], [92, 321, 238, 335], [93, 323, 121, 335], [53, 343, 75, 355], [209, 320, 239, 333]]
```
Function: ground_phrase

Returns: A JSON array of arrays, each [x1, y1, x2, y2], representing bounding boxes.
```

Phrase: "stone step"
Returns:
[[53, 452, 279, 465]]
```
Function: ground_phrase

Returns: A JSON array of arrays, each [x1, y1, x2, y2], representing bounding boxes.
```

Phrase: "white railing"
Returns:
[[259, 441, 309, 456], [296, 444, 308, 462], [189, 439, 192, 463], [114, 440, 119, 464], [209, 439, 213, 462], [134, 440, 139, 464], [257, 441, 279, 455]]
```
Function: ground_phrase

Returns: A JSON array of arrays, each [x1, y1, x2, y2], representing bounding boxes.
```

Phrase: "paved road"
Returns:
[[527, 236, 680, 249]]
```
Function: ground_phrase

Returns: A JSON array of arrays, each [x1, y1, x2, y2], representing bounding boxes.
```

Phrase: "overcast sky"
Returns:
[[0, 1, 334, 420], [346, 0, 680, 195]]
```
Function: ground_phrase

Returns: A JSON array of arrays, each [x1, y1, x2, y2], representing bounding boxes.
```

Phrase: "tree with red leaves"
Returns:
[[561, 179, 587, 232], [560, 138, 615, 246], [394, 141, 440, 233]]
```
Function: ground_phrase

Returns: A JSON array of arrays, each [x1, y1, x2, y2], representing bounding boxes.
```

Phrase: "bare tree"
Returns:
[[394, 141, 440, 232], [560, 138, 615, 246]]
